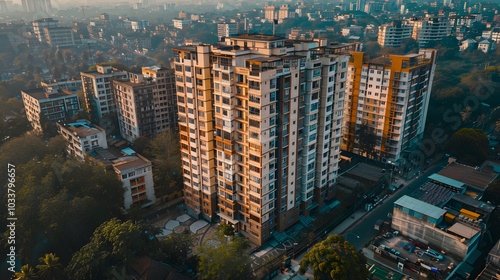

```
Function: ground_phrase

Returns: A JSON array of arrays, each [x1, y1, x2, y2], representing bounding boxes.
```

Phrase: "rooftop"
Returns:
[[450, 194, 495, 213], [412, 181, 455, 207], [231, 34, 285, 41], [438, 162, 499, 191], [59, 121, 105, 137], [428, 173, 466, 190], [395, 195, 447, 220], [113, 154, 150, 172], [446, 222, 480, 239], [22, 88, 76, 100]]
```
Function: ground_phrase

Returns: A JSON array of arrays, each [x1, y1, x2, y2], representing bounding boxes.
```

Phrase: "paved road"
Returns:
[[341, 163, 447, 250]]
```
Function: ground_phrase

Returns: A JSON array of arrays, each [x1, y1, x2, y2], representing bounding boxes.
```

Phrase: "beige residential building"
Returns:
[[173, 35, 359, 245], [342, 49, 437, 162], [21, 88, 80, 132], [408, 17, 452, 47]]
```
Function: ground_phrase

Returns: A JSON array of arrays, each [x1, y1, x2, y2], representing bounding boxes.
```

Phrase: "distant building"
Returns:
[[81, 65, 128, 131], [478, 39, 495, 53], [21, 0, 51, 14], [217, 23, 237, 41], [123, 20, 149, 32], [57, 120, 107, 161], [482, 27, 500, 43], [460, 38, 477, 51], [173, 19, 191, 30], [408, 17, 452, 47], [342, 50, 438, 162], [341, 25, 363, 37], [100, 13, 109, 20], [21, 88, 80, 132], [264, 5, 275, 21], [378, 21, 413, 48], [32, 18, 74, 47]]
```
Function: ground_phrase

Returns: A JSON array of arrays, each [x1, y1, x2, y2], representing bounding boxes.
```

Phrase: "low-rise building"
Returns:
[[57, 120, 107, 161], [21, 88, 80, 132], [478, 39, 496, 53], [88, 147, 156, 209], [173, 19, 191, 30]]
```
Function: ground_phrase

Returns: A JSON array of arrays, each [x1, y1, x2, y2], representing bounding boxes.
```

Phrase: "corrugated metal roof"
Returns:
[[428, 174, 465, 189], [395, 195, 447, 220]]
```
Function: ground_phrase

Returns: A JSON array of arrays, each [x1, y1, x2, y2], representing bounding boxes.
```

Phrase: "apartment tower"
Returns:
[[342, 49, 437, 163], [378, 21, 414, 48], [173, 35, 359, 245]]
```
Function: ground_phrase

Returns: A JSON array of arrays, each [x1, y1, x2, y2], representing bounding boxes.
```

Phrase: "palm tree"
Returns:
[[461, 106, 472, 123], [36, 253, 65, 280], [15, 264, 38, 280]]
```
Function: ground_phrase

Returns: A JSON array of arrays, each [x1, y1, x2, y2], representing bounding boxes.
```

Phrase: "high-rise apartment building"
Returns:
[[378, 21, 414, 48], [113, 67, 177, 142], [342, 49, 437, 162], [22, 0, 51, 14], [217, 23, 238, 41], [81, 65, 128, 131], [173, 35, 360, 245], [408, 17, 452, 47], [142, 66, 178, 132]]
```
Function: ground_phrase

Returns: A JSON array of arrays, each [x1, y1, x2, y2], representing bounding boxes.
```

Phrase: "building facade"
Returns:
[[114, 67, 178, 142], [217, 23, 238, 41], [378, 21, 414, 48], [21, 88, 80, 132], [33, 18, 74, 46], [81, 65, 128, 131], [408, 17, 452, 47], [342, 49, 437, 162], [57, 120, 107, 161], [173, 35, 360, 245]]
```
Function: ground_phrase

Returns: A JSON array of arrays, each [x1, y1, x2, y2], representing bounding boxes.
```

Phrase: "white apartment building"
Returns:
[[57, 120, 107, 161], [378, 21, 414, 48], [21, 88, 80, 132], [81, 65, 128, 130], [408, 17, 452, 47]]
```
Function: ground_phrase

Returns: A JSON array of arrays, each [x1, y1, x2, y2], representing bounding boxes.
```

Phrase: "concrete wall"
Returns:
[[392, 209, 469, 259]]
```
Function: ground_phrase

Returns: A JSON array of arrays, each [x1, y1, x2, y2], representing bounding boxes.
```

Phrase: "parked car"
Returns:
[[425, 249, 443, 260]]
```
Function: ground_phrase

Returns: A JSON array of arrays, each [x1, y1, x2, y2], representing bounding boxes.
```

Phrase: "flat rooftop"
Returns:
[[395, 195, 447, 220], [438, 162, 498, 191], [428, 173, 466, 190], [22, 88, 76, 100], [231, 34, 284, 41], [344, 162, 386, 182], [446, 222, 480, 239], [412, 181, 454, 207], [450, 194, 495, 213], [59, 121, 105, 137], [113, 155, 150, 171]]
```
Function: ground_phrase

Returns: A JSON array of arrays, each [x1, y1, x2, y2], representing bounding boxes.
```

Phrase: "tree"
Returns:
[[460, 106, 472, 123], [134, 56, 148, 67], [298, 235, 369, 280], [445, 128, 489, 166], [65, 218, 159, 280], [197, 231, 253, 280], [15, 265, 38, 280], [155, 231, 197, 265], [36, 253, 65, 280], [484, 179, 500, 205], [219, 224, 234, 237]]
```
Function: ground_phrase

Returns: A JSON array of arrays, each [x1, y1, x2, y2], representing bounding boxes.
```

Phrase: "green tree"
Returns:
[[65, 218, 159, 280], [219, 224, 234, 237], [197, 231, 253, 280], [445, 128, 489, 166], [298, 235, 369, 280], [36, 253, 65, 280], [484, 179, 500, 205], [155, 231, 197, 265]]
